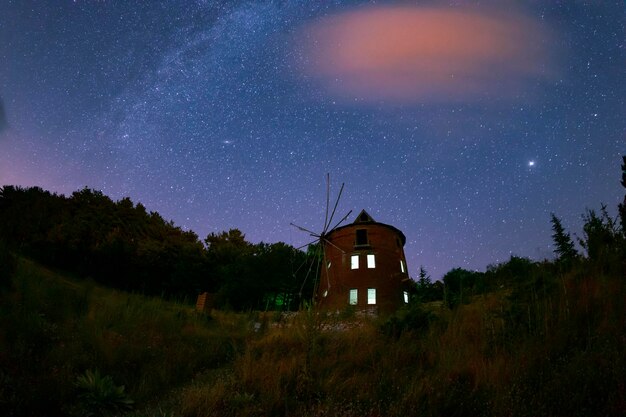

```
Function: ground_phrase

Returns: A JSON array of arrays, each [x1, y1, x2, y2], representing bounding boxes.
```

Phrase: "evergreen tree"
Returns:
[[413, 266, 432, 302], [417, 265, 430, 287], [617, 156, 626, 237], [550, 213, 578, 263]]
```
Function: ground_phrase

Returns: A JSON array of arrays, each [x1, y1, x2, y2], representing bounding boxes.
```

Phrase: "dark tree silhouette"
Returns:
[[578, 206, 623, 276], [203, 230, 312, 310], [0, 186, 208, 298], [412, 266, 442, 302], [442, 267, 482, 308], [550, 213, 578, 264], [618, 156, 626, 234]]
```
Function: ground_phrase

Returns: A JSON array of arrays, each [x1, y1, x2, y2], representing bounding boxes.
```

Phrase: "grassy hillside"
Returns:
[[1, 255, 624, 417], [0, 257, 249, 416]]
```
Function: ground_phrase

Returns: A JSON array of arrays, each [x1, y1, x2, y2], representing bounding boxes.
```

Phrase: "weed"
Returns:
[[74, 369, 134, 417]]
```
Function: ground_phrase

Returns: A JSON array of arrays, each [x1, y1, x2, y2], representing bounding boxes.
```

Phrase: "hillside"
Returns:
[[0, 186, 316, 311], [1, 255, 624, 417], [2, 161, 625, 416]]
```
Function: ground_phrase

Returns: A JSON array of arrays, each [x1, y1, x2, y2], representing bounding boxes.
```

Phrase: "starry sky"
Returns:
[[1, 1, 624, 279]]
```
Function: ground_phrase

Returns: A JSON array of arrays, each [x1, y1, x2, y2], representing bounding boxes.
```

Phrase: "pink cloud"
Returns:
[[296, 6, 557, 103]]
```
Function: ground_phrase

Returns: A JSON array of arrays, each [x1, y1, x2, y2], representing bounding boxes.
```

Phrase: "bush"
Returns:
[[74, 369, 134, 417], [380, 301, 435, 338], [0, 239, 16, 291]]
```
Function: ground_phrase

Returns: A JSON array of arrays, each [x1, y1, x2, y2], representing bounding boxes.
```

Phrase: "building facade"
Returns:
[[316, 210, 411, 314]]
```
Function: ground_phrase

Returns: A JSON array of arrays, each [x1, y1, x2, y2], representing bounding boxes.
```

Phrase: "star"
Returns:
[[0, 1, 623, 279]]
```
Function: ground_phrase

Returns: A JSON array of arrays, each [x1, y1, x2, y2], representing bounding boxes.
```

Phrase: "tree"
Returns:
[[0, 238, 16, 291], [0, 185, 214, 298], [205, 229, 251, 261], [578, 206, 622, 276], [618, 156, 626, 238], [254, 242, 311, 311], [413, 266, 442, 302], [442, 267, 482, 308], [417, 266, 430, 287], [550, 213, 578, 264]]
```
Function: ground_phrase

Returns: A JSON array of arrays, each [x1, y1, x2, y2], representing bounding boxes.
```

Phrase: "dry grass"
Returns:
[[2, 258, 624, 417]]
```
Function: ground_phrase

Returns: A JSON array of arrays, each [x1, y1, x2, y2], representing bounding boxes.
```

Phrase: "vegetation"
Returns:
[[74, 369, 134, 417], [0, 258, 249, 416], [0, 158, 624, 416], [0, 186, 314, 310], [1, 250, 623, 416], [550, 213, 578, 264]]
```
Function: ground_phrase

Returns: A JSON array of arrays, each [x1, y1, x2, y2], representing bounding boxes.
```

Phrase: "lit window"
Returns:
[[327, 261, 331, 269], [351, 255, 359, 269], [400, 260, 406, 273], [367, 288, 376, 305], [403, 291, 409, 303], [367, 254, 376, 268], [349, 289, 358, 305]]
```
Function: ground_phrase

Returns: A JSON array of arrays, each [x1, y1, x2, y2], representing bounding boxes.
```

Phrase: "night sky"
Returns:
[[1, 1, 624, 279]]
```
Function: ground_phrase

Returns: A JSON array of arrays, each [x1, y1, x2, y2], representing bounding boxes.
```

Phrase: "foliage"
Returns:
[[0, 186, 311, 310], [550, 213, 578, 264], [578, 205, 625, 276], [379, 300, 436, 338], [1, 156, 625, 417], [617, 156, 626, 233], [442, 267, 483, 308], [0, 238, 16, 291], [411, 266, 443, 302], [206, 230, 313, 311], [2, 248, 624, 417], [0, 259, 248, 416], [74, 369, 134, 417]]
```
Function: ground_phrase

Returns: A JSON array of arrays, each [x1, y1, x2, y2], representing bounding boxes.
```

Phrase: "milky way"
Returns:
[[1, 1, 624, 278]]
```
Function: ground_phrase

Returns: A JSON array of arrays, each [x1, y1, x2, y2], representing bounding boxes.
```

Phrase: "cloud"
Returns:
[[296, 6, 557, 103]]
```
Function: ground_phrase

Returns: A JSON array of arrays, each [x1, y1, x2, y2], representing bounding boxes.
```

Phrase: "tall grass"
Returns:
[[0, 258, 248, 416], [179, 267, 624, 417], [1, 257, 624, 416]]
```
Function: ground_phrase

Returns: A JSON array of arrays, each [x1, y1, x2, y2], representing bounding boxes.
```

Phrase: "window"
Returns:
[[367, 288, 376, 305], [403, 291, 409, 303], [400, 259, 406, 273], [351, 255, 359, 269], [367, 254, 376, 268], [355, 229, 368, 246], [349, 289, 358, 305]]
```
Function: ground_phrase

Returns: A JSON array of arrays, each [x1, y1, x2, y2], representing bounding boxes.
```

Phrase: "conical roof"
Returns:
[[354, 209, 375, 224], [326, 208, 406, 246]]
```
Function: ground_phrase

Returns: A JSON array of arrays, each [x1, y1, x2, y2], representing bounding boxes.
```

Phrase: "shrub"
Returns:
[[380, 301, 435, 338], [0, 239, 16, 291], [73, 369, 134, 417]]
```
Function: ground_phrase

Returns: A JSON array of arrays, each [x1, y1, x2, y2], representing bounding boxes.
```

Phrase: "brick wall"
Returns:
[[317, 222, 410, 315]]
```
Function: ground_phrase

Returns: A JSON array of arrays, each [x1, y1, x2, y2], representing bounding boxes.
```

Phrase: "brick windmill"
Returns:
[[292, 176, 412, 314]]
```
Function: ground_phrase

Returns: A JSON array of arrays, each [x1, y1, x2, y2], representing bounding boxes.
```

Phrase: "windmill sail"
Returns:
[[290, 174, 350, 306]]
